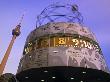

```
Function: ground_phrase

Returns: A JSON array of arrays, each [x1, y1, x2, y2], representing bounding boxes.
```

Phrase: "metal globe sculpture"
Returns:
[[36, 3, 83, 27]]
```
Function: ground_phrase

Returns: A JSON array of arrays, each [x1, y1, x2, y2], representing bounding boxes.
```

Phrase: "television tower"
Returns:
[[0, 14, 25, 75]]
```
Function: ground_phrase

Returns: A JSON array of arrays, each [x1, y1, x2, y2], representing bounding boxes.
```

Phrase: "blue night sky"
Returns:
[[0, 0, 110, 74]]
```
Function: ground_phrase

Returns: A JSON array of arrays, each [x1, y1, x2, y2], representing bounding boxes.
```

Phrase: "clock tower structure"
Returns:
[[0, 3, 110, 82]]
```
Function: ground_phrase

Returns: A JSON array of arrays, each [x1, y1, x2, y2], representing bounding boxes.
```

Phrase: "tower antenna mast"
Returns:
[[0, 13, 25, 75]]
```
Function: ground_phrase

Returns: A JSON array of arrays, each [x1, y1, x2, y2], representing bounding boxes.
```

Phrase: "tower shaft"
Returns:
[[0, 35, 16, 75]]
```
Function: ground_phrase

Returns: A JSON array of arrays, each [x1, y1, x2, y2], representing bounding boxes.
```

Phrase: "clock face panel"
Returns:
[[53, 37, 93, 49], [38, 37, 98, 50], [24, 36, 100, 55]]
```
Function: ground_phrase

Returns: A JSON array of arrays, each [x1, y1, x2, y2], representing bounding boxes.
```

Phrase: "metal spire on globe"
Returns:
[[0, 3, 110, 82]]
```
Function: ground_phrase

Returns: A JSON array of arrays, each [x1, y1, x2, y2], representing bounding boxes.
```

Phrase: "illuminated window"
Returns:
[[44, 70, 48, 73], [82, 71, 86, 74], [41, 80, 45, 82], [29, 55, 32, 58], [53, 51, 58, 53], [52, 77, 56, 79], [25, 76, 29, 79], [70, 77, 74, 80]]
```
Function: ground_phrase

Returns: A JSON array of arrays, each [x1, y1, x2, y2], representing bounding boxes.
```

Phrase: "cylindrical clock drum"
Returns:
[[16, 22, 110, 82]]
